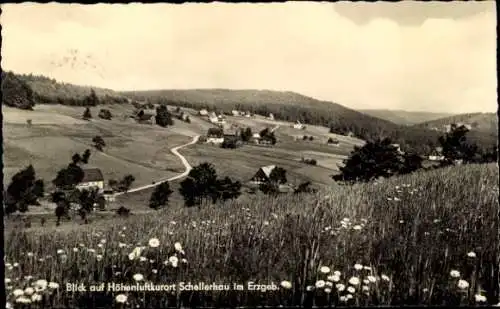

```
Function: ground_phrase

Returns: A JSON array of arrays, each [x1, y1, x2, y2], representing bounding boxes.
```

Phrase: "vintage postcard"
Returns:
[[2, 2, 498, 308]]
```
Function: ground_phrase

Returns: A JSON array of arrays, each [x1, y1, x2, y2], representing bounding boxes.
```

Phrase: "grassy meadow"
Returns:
[[4, 163, 499, 307]]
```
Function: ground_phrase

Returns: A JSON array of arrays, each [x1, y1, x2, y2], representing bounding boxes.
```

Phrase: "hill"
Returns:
[[413, 112, 498, 134], [8, 71, 128, 105], [358, 109, 455, 126], [1, 71, 36, 109], [121, 89, 496, 154], [5, 163, 499, 306]]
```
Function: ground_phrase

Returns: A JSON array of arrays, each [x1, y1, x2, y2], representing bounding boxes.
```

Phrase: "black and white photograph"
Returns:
[[1, 1, 499, 308]]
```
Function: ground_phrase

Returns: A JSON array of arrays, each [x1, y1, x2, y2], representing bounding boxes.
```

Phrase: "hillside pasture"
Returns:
[[2, 105, 193, 190]]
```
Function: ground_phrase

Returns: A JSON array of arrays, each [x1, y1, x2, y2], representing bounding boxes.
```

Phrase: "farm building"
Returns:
[[134, 109, 155, 125], [199, 109, 209, 116], [231, 110, 240, 116], [206, 127, 225, 144], [428, 155, 445, 161], [293, 121, 305, 129], [250, 165, 276, 183], [103, 189, 116, 202], [268, 113, 275, 120], [76, 168, 105, 193]]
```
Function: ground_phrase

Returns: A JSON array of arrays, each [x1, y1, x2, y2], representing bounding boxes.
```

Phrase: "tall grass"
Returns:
[[4, 164, 499, 308]]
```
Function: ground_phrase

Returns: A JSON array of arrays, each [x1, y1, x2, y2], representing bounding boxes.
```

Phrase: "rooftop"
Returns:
[[81, 168, 104, 183]]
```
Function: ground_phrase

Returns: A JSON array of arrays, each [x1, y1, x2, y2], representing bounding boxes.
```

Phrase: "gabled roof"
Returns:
[[260, 165, 276, 178], [81, 168, 104, 183]]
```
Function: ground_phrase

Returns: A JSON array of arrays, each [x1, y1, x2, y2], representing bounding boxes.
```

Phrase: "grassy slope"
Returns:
[[413, 112, 498, 134], [5, 163, 498, 306], [2, 104, 196, 191], [358, 109, 455, 126]]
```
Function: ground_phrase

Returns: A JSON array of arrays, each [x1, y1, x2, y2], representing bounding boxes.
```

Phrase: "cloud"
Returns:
[[1, 2, 496, 113], [333, 1, 494, 26]]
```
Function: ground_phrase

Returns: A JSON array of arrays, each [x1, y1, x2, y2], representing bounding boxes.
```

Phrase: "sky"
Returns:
[[1, 2, 497, 113]]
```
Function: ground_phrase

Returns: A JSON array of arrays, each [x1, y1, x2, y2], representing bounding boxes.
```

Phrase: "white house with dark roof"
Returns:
[[250, 165, 276, 183], [76, 168, 105, 193]]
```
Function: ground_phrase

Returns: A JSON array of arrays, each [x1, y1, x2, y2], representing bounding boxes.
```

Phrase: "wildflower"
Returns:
[[31, 294, 42, 302], [353, 225, 362, 230], [381, 274, 390, 282], [423, 288, 429, 293], [342, 218, 350, 222], [174, 242, 184, 253], [60, 254, 68, 262], [118, 242, 127, 248], [100, 239, 106, 244], [13, 289, 24, 297], [349, 277, 360, 286], [347, 286, 356, 293], [324, 287, 332, 293], [15, 297, 31, 304], [128, 253, 136, 261], [87, 249, 96, 253], [48, 282, 59, 289], [97, 244, 104, 248], [475, 294, 487, 303], [354, 264, 363, 271], [169, 256, 179, 267], [394, 197, 401, 202], [139, 257, 147, 262], [13, 262, 19, 267], [148, 238, 160, 248], [34, 279, 48, 290], [133, 274, 144, 282], [27, 252, 34, 257], [339, 296, 348, 302], [181, 258, 188, 264], [5, 278, 11, 284], [362, 285, 370, 292], [263, 221, 269, 226], [319, 266, 331, 274], [363, 279, 370, 285], [96, 255, 103, 261], [367, 276, 377, 283], [79, 243, 85, 247], [152, 269, 158, 274], [116, 294, 128, 303], [73, 248, 79, 252], [306, 285, 314, 291], [467, 252, 477, 258], [56, 249, 65, 255], [315, 280, 326, 288], [334, 270, 341, 277], [325, 281, 333, 287], [327, 275, 340, 282], [280, 281, 292, 289], [335, 283, 345, 291], [24, 287, 34, 296], [399, 220, 404, 223], [6, 302, 12, 309], [457, 279, 469, 290], [24, 276, 33, 281], [450, 270, 461, 278]]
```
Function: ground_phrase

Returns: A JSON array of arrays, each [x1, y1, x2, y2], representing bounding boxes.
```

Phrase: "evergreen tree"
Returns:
[[83, 107, 92, 120]]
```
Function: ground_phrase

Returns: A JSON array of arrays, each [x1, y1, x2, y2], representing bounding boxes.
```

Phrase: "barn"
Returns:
[[76, 168, 105, 193], [250, 165, 276, 183]]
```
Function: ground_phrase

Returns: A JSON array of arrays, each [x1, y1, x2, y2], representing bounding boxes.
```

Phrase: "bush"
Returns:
[[116, 206, 131, 216], [98, 109, 113, 120], [149, 182, 173, 210]]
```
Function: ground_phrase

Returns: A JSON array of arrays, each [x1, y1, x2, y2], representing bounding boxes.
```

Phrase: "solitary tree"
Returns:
[[4, 165, 45, 215], [155, 105, 174, 127], [81, 149, 91, 164], [333, 138, 407, 183], [438, 124, 479, 165], [149, 181, 173, 209], [92, 136, 106, 151], [52, 162, 85, 190], [119, 174, 135, 192], [179, 163, 218, 207], [269, 167, 287, 184], [83, 107, 92, 120]]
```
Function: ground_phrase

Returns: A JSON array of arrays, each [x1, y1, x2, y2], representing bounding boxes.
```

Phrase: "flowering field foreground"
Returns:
[[4, 163, 499, 308]]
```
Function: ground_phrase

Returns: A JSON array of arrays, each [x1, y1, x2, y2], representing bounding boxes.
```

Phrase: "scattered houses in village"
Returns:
[[76, 168, 105, 193]]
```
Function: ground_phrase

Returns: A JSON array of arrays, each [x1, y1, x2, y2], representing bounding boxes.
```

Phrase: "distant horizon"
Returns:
[[7, 68, 497, 115]]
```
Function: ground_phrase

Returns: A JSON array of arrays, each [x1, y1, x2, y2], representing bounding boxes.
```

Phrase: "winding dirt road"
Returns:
[[114, 135, 200, 196]]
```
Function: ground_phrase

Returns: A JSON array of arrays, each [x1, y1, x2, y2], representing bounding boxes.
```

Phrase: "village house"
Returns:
[[231, 110, 240, 116], [250, 165, 276, 184], [199, 109, 209, 116], [103, 189, 116, 202], [134, 109, 155, 125], [293, 120, 305, 130], [76, 168, 105, 193], [268, 113, 275, 120], [206, 127, 224, 144]]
